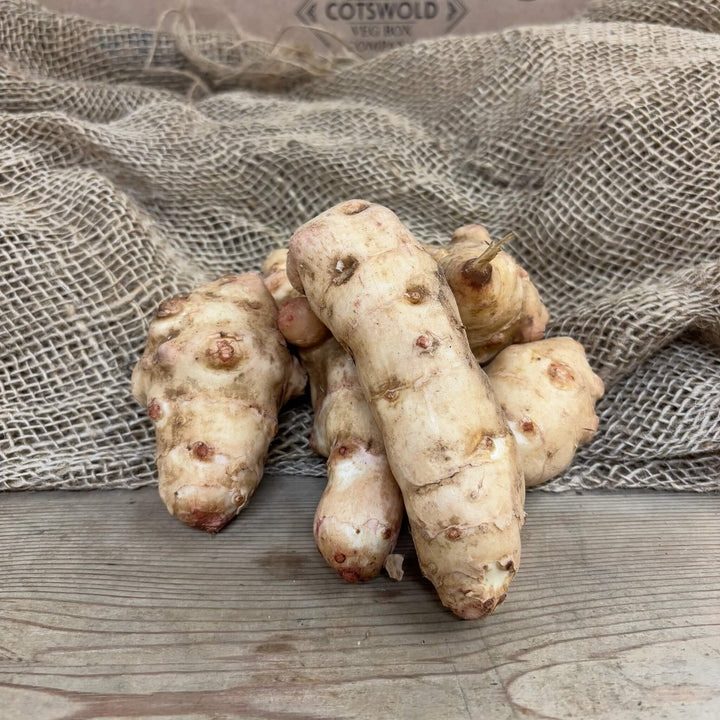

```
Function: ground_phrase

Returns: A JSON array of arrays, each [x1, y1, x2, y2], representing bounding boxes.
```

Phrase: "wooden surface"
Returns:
[[1, 479, 718, 720]]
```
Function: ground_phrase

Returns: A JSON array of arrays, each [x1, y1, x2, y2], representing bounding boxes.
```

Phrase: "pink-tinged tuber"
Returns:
[[302, 336, 403, 582]]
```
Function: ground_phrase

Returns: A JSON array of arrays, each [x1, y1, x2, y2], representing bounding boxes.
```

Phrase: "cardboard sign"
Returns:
[[43, 0, 590, 56], [292, 0, 588, 55]]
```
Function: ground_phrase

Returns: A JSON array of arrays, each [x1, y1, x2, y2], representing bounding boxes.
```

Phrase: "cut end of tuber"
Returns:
[[461, 258, 493, 288], [338, 199, 370, 215]]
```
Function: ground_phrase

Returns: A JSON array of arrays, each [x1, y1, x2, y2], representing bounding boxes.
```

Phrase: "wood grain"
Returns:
[[1, 479, 718, 720]]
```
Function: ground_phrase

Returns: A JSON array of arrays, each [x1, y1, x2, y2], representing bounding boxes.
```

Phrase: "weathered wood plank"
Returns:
[[1, 479, 718, 720]]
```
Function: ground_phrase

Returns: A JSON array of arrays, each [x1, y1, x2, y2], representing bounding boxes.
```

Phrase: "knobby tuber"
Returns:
[[428, 225, 549, 363], [132, 273, 306, 532], [287, 200, 525, 619], [263, 251, 403, 582], [300, 335, 404, 582], [485, 338, 605, 487]]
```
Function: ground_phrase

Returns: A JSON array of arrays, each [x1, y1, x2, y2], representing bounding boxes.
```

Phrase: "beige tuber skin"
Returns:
[[287, 200, 525, 620], [485, 337, 605, 487], [428, 225, 549, 363], [131, 273, 306, 533], [298, 334, 404, 582], [263, 251, 403, 582], [262, 248, 299, 307]]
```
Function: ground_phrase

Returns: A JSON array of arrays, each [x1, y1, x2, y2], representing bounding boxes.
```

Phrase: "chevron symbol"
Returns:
[[296, 1, 317, 25], [446, 0, 467, 32]]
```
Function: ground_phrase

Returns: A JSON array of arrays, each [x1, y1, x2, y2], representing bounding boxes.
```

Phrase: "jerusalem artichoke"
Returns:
[[287, 200, 525, 619], [300, 335, 403, 582], [428, 225, 549, 363], [263, 251, 403, 582], [485, 337, 604, 487], [131, 273, 306, 532]]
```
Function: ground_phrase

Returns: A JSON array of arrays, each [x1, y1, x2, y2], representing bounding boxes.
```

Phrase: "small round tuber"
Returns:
[[427, 225, 549, 363], [485, 337, 605, 487]]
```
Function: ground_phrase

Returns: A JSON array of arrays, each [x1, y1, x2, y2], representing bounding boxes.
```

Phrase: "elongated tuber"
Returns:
[[428, 225, 549, 363], [263, 251, 403, 582], [287, 200, 525, 619], [300, 335, 404, 582], [485, 337, 604, 487], [131, 273, 306, 532]]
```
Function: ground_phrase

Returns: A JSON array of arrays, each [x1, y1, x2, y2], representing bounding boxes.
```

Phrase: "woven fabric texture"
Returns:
[[1, 0, 718, 492]]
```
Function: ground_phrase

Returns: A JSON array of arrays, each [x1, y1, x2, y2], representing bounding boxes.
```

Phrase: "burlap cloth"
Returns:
[[1, 0, 718, 492]]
